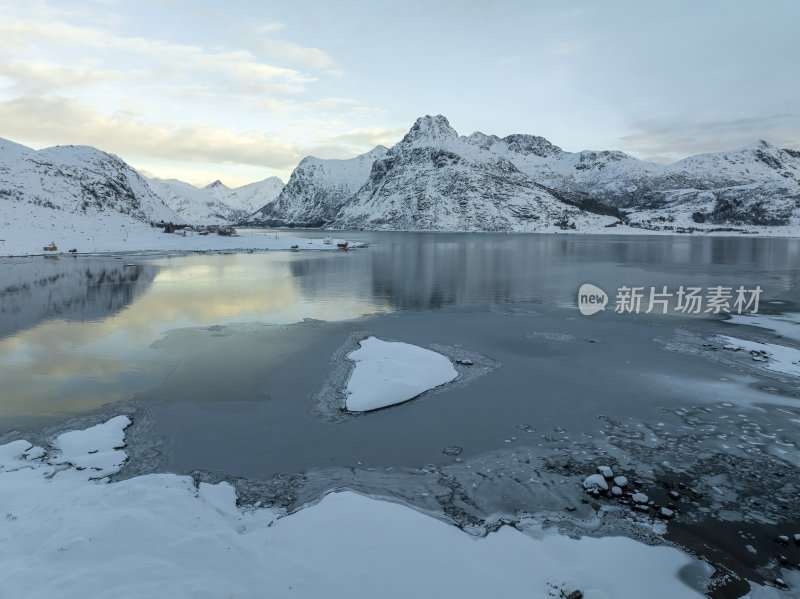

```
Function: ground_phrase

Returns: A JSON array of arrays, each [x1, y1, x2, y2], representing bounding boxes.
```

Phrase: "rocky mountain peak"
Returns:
[[203, 179, 228, 191], [400, 115, 459, 145], [502, 134, 563, 158]]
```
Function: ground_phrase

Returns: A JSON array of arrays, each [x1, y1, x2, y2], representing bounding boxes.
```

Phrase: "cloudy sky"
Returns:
[[0, 0, 797, 187]]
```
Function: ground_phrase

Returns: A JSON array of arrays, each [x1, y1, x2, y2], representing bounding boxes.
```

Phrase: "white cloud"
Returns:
[[326, 126, 406, 148], [0, 95, 302, 169], [0, 61, 122, 91], [256, 22, 287, 33], [0, 17, 319, 95], [256, 38, 335, 71], [620, 113, 800, 163]]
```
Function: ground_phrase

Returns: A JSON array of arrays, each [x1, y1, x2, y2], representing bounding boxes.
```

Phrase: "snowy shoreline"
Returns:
[[3, 218, 799, 260], [0, 225, 361, 258], [0, 414, 720, 598]]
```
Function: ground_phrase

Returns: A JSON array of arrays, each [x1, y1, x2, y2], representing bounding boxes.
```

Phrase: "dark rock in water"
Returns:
[[669, 490, 681, 500], [442, 446, 463, 457], [774, 535, 790, 546], [566, 591, 584, 599]]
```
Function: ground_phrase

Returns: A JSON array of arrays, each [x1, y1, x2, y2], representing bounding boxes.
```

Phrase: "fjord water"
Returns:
[[1, 232, 798, 474]]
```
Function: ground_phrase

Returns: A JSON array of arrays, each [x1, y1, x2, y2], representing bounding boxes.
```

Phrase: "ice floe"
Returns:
[[716, 335, 800, 377], [725, 313, 800, 343], [345, 336, 458, 411]]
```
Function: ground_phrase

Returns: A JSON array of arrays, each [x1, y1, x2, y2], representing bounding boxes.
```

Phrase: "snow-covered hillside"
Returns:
[[246, 115, 800, 232], [0, 138, 349, 256], [0, 138, 187, 252], [148, 177, 284, 225], [147, 178, 241, 224], [204, 177, 284, 217], [0, 138, 179, 224], [251, 146, 388, 227]]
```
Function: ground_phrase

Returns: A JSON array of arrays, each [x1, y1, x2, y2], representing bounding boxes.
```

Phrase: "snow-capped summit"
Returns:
[[203, 180, 230, 193], [399, 115, 459, 146]]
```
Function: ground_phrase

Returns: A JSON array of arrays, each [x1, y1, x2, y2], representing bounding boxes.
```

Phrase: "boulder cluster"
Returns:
[[583, 465, 678, 520]]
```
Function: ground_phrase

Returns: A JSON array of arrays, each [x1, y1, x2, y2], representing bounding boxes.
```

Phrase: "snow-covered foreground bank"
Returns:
[[0, 202, 353, 256], [0, 417, 726, 598], [345, 337, 458, 411]]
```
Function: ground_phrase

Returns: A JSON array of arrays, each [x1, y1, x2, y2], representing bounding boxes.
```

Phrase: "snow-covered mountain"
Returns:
[[251, 147, 389, 227], [0, 138, 193, 253], [0, 138, 180, 224], [337, 118, 611, 231], [246, 115, 800, 231], [205, 177, 284, 217], [146, 178, 238, 224], [487, 135, 800, 226], [148, 177, 284, 225]]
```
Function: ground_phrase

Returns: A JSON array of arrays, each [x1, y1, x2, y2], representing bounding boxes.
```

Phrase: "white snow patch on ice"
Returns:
[[345, 337, 458, 411], [51, 415, 130, 478], [716, 335, 800, 377], [725, 313, 800, 343]]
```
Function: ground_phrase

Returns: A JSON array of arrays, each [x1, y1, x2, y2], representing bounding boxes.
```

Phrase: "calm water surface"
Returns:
[[2, 232, 799, 441]]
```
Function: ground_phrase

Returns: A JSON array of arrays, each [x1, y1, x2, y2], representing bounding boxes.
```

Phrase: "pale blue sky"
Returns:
[[0, 0, 797, 185]]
